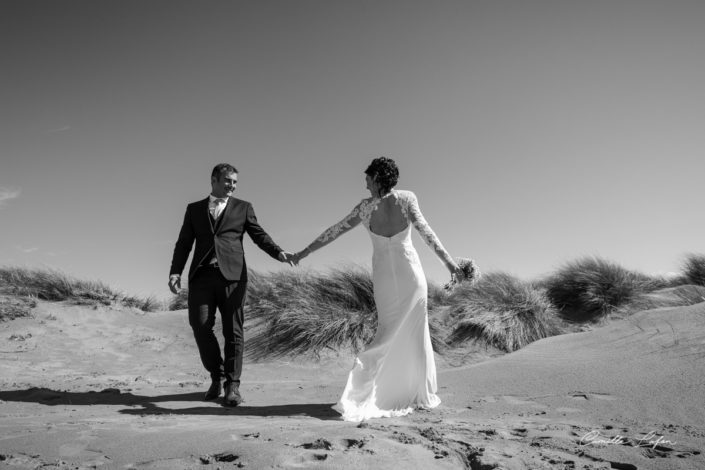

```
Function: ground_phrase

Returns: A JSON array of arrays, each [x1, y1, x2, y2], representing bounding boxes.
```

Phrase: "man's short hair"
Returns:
[[211, 163, 238, 180]]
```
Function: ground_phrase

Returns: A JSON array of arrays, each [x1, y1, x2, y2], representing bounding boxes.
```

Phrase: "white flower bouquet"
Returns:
[[444, 257, 480, 291]]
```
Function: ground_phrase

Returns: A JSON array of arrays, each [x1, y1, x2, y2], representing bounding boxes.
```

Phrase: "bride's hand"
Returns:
[[292, 250, 308, 265], [295, 247, 313, 265], [450, 263, 464, 283], [289, 252, 301, 265]]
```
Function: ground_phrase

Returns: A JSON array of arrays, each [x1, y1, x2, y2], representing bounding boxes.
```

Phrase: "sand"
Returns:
[[1, 297, 703, 469]]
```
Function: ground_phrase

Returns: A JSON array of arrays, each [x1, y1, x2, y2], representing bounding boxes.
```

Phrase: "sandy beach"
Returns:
[[1, 297, 703, 469]]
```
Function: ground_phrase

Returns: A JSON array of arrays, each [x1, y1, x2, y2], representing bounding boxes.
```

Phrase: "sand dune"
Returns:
[[1, 297, 703, 469]]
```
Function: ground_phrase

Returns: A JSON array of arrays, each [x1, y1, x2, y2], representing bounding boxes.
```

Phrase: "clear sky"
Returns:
[[2, 0, 704, 300]]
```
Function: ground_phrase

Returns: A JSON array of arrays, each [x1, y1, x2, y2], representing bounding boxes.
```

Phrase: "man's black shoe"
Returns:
[[223, 383, 243, 407], [204, 380, 222, 400]]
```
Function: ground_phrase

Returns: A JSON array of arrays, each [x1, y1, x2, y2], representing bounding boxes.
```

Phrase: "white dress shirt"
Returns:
[[209, 195, 228, 220]]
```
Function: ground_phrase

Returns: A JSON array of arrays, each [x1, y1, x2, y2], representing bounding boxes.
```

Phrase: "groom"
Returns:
[[169, 163, 292, 406]]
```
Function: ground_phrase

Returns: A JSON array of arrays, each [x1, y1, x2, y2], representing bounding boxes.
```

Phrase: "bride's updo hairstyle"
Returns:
[[365, 157, 399, 197]]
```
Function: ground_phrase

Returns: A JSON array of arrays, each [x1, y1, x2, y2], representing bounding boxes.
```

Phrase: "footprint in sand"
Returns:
[[200, 452, 243, 465], [129, 456, 221, 468], [341, 437, 372, 452], [298, 438, 334, 450], [569, 391, 617, 401]]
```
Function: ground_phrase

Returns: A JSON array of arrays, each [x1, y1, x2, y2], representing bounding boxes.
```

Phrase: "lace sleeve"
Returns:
[[300, 201, 367, 259], [403, 191, 455, 268], [314, 202, 363, 244]]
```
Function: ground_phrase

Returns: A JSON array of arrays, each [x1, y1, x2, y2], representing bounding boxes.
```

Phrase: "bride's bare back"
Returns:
[[368, 193, 408, 237]]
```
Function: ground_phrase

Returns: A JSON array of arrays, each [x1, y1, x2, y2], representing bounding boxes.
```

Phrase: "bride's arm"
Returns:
[[406, 192, 461, 275], [294, 202, 363, 262]]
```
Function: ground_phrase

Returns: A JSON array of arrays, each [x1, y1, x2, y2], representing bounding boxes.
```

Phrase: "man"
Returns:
[[169, 163, 292, 406]]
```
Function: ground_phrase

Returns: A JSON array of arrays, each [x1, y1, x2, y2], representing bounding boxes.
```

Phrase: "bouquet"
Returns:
[[444, 257, 480, 291]]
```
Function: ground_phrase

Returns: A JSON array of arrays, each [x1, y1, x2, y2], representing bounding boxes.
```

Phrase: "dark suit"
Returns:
[[170, 196, 282, 386]]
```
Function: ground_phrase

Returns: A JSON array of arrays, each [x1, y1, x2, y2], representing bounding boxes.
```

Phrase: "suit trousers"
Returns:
[[188, 266, 247, 386]]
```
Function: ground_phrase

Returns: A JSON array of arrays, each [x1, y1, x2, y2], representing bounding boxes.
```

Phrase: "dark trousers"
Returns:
[[188, 266, 247, 386]]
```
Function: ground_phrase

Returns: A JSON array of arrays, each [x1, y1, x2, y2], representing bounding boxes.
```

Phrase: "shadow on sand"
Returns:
[[0, 387, 339, 420]]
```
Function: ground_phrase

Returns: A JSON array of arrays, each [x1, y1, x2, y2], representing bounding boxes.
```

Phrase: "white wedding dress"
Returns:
[[313, 190, 452, 421]]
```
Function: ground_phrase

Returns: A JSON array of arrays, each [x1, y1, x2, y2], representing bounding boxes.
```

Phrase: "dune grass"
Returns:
[[168, 288, 189, 311], [615, 284, 705, 317], [0, 295, 37, 321], [165, 255, 705, 359], [682, 253, 705, 287], [6, 252, 705, 359], [244, 267, 378, 359], [444, 272, 560, 352], [541, 257, 667, 323], [0, 266, 161, 313]]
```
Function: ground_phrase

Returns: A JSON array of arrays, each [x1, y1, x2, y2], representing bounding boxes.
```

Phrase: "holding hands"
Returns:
[[290, 247, 312, 266], [279, 248, 312, 266], [278, 251, 298, 266]]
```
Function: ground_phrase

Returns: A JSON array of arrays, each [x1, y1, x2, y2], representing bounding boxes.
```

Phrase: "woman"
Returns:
[[294, 157, 463, 421]]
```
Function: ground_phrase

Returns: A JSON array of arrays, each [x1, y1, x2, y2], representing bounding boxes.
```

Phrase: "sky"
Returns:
[[2, 0, 704, 300]]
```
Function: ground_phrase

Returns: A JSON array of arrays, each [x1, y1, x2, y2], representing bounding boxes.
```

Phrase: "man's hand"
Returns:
[[168, 274, 181, 294], [278, 251, 298, 266], [289, 252, 302, 266]]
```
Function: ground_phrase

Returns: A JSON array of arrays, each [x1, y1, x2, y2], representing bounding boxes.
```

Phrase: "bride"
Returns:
[[293, 157, 463, 422]]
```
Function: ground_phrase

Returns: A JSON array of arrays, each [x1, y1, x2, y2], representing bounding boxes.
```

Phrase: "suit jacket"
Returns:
[[169, 196, 282, 282]]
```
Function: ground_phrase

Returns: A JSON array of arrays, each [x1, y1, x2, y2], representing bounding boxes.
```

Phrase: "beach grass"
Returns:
[[166, 256, 705, 357], [0, 266, 161, 315], [444, 272, 561, 352], [615, 284, 705, 316], [541, 257, 667, 323], [244, 267, 378, 359], [168, 288, 189, 311], [682, 253, 705, 287], [0, 295, 37, 321], [4, 253, 705, 358]]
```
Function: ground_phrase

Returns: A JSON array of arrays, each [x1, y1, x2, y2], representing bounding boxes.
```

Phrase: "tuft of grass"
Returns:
[[0, 295, 37, 321], [121, 294, 162, 312], [428, 282, 451, 310], [542, 257, 666, 322], [168, 288, 189, 311], [616, 284, 705, 316], [245, 267, 378, 359], [0, 266, 161, 312], [682, 253, 705, 287], [445, 272, 560, 352]]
